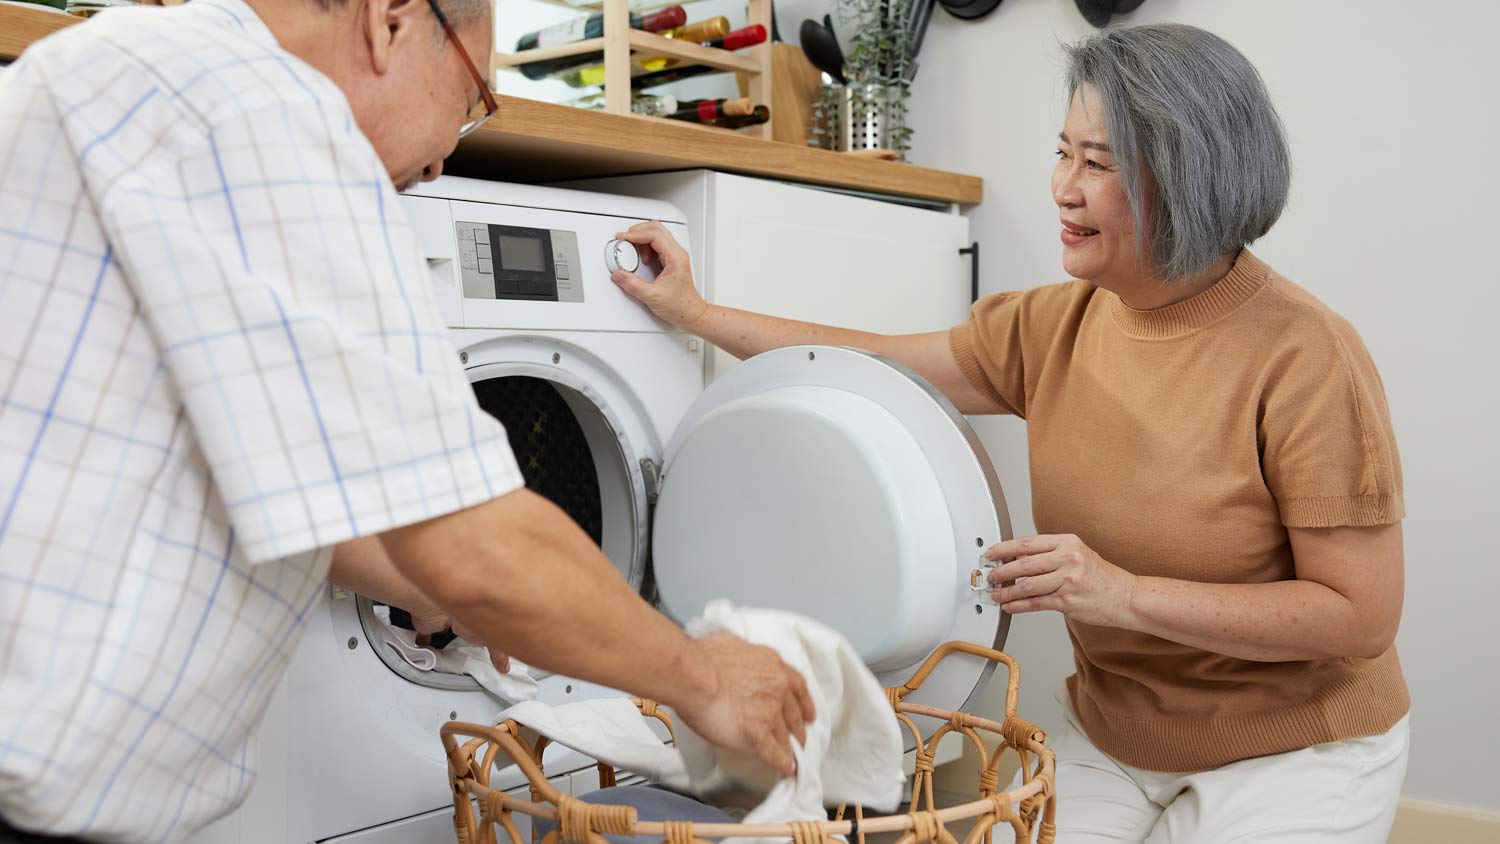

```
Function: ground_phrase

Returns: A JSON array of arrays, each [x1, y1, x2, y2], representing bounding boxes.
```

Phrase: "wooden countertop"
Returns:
[[0, 2, 79, 59], [448, 95, 982, 205], [0, 3, 983, 206]]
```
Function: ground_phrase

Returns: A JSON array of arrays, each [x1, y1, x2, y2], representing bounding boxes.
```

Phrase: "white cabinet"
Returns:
[[564, 171, 974, 382]]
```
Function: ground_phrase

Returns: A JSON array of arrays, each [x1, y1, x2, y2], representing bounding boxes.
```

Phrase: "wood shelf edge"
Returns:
[[464, 95, 983, 205], [625, 29, 759, 74], [0, 4, 81, 62], [492, 37, 606, 69]]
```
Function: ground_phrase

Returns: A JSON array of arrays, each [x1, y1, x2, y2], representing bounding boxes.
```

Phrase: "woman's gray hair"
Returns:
[[1064, 24, 1291, 283]]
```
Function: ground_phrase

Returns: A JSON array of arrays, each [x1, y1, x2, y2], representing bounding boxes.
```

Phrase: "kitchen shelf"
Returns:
[[625, 27, 759, 73], [447, 94, 982, 205], [0, 3, 983, 205], [492, 35, 607, 68], [496, 0, 772, 138], [495, 29, 760, 75]]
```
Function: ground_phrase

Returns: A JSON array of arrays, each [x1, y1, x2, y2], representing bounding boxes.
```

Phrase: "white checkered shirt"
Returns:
[[0, 1, 523, 840]]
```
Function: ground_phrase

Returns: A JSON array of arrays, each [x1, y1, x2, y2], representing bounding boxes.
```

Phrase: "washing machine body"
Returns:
[[190, 176, 1015, 844]]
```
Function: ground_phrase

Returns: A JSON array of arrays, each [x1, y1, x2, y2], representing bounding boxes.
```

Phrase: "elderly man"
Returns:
[[0, 0, 813, 841]]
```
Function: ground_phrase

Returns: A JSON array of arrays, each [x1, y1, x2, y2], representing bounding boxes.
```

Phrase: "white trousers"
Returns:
[[1001, 696, 1410, 844]]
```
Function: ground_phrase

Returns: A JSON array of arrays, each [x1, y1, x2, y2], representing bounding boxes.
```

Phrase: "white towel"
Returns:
[[683, 600, 905, 819], [497, 600, 904, 834], [501, 697, 687, 785]]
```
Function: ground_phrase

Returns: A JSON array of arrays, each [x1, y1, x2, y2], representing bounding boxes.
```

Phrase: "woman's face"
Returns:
[[1052, 85, 1145, 287]]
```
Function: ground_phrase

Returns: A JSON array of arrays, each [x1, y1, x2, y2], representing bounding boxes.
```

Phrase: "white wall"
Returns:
[[906, 0, 1500, 814]]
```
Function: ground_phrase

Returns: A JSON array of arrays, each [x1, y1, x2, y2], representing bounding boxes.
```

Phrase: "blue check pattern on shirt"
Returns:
[[0, 1, 522, 840]]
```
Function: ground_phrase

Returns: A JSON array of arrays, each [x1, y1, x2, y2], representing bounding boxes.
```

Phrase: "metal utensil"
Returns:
[[910, 0, 936, 60]]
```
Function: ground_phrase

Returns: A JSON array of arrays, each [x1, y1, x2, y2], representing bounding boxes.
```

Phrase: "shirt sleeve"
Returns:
[[1259, 316, 1404, 528], [88, 98, 524, 564]]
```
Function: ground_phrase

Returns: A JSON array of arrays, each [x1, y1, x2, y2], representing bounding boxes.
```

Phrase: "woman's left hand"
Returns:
[[985, 534, 1139, 628]]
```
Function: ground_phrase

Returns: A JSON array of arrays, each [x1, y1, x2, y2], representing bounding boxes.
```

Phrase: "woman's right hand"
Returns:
[[611, 221, 710, 330]]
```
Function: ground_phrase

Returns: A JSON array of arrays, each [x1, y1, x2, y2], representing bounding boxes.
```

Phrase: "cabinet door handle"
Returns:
[[959, 241, 980, 303]]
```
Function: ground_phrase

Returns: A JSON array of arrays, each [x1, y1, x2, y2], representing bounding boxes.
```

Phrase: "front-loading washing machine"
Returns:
[[191, 176, 1014, 844]]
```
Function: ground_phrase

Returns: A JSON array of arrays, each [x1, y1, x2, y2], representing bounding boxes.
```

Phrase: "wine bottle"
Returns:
[[666, 97, 756, 124], [713, 105, 771, 130], [659, 17, 730, 43], [515, 6, 685, 52], [564, 91, 680, 117], [559, 25, 769, 89], [593, 23, 733, 80]]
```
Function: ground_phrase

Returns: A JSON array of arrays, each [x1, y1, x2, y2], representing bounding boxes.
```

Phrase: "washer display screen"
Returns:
[[497, 233, 546, 272]]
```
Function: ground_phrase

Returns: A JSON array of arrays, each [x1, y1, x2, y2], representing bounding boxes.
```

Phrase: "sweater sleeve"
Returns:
[[1260, 315, 1405, 528], [947, 282, 1088, 419]]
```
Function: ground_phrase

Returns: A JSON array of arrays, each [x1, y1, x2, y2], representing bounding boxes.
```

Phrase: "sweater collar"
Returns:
[[1107, 250, 1270, 339]]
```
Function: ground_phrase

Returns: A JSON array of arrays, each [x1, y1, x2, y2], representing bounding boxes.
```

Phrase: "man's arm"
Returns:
[[379, 487, 815, 775], [329, 536, 435, 621]]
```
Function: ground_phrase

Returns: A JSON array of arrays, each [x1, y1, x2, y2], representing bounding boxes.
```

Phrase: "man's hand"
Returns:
[[670, 632, 816, 777], [408, 606, 512, 673]]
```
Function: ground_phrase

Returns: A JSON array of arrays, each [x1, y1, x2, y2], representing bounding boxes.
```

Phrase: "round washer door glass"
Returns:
[[652, 346, 1012, 717]]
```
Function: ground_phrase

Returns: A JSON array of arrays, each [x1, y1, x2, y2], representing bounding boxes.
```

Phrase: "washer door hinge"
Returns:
[[641, 458, 662, 505]]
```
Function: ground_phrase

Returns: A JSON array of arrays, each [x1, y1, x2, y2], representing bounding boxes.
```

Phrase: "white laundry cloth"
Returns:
[[502, 698, 688, 785], [380, 623, 540, 703], [683, 600, 905, 819], [497, 600, 903, 834]]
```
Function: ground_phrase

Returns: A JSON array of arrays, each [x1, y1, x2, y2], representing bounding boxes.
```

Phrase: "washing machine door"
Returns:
[[651, 345, 1013, 720]]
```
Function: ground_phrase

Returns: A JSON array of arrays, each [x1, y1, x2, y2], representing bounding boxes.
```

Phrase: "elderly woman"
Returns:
[[610, 23, 1408, 844]]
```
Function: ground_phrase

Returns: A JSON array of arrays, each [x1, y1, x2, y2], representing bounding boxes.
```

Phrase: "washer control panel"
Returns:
[[456, 221, 584, 303]]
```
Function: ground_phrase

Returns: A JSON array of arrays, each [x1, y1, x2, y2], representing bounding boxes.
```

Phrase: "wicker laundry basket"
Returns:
[[440, 642, 1056, 844]]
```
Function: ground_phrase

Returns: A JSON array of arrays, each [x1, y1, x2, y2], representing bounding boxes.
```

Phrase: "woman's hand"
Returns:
[[610, 221, 709, 330], [985, 534, 1139, 628]]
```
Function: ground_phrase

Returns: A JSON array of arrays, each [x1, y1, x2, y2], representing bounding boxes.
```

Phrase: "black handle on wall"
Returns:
[[960, 241, 980, 303]]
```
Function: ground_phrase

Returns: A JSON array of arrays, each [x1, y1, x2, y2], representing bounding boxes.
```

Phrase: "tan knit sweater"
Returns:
[[950, 250, 1409, 772]]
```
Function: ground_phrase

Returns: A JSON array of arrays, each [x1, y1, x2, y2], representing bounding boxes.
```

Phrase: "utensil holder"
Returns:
[[810, 80, 911, 159]]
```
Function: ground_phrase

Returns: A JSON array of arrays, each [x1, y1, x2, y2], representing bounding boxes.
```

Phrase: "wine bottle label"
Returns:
[[535, 17, 591, 49]]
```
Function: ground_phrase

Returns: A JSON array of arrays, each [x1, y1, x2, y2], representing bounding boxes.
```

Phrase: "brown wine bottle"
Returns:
[[667, 98, 757, 124], [659, 17, 730, 43], [712, 105, 771, 130]]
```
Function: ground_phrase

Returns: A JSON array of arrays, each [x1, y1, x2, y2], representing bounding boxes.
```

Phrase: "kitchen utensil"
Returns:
[[910, 0, 936, 59], [1075, 0, 1145, 28], [937, 0, 1001, 21], [799, 16, 846, 84]]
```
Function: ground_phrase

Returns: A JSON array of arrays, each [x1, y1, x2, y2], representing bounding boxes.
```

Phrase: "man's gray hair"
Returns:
[[307, 0, 491, 29], [1064, 24, 1291, 283]]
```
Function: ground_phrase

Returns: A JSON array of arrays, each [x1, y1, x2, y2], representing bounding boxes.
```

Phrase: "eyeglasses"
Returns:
[[427, 0, 499, 139]]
